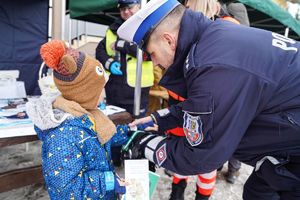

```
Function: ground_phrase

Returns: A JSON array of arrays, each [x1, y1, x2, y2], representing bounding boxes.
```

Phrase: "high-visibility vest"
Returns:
[[105, 29, 154, 88]]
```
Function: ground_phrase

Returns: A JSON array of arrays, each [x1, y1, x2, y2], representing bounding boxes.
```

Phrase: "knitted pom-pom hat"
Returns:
[[40, 40, 116, 144], [40, 40, 105, 109]]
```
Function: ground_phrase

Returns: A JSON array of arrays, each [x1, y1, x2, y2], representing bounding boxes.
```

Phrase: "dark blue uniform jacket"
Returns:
[[150, 9, 300, 175]]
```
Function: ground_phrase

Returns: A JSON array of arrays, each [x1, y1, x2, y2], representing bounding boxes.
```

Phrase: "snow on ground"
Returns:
[[0, 141, 253, 200]]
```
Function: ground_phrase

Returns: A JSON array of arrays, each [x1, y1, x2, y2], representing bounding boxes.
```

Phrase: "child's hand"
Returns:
[[114, 175, 128, 194], [117, 178, 129, 187]]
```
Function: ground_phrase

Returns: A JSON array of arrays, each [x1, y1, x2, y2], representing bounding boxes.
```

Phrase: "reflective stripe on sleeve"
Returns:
[[255, 156, 280, 171], [144, 136, 165, 163], [116, 40, 125, 48], [105, 58, 114, 70]]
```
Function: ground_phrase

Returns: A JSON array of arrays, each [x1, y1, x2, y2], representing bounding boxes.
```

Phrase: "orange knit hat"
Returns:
[[40, 40, 116, 144], [40, 40, 105, 109]]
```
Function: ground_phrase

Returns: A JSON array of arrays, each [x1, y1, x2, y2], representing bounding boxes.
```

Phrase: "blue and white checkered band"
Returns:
[[183, 112, 203, 146], [133, 0, 179, 48]]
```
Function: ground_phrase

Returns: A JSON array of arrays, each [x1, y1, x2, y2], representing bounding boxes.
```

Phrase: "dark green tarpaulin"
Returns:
[[69, 0, 119, 25], [69, 0, 300, 39], [239, 0, 300, 39]]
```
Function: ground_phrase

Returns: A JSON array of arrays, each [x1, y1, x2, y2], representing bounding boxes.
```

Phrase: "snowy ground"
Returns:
[[0, 141, 253, 200]]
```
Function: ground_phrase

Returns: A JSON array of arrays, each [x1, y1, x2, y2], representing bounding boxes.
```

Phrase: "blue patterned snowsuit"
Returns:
[[35, 114, 128, 200]]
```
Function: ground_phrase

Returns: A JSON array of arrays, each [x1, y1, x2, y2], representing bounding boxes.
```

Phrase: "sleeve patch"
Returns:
[[156, 143, 167, 167], [183, 112, 204, 146]]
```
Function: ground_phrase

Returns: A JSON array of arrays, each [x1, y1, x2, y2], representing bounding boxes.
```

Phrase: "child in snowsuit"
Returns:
[[26, 40, 128, 200]]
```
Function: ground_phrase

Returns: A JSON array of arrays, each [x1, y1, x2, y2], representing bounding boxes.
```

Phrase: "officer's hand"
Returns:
[[121, 131, 156, 160], [129, 116, 153, 130], [109, 61, 122, 75]]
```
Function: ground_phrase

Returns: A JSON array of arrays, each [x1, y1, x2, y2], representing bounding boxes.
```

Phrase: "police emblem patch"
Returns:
[[183, 112, 203, 146], [156, 143, 167, 167]]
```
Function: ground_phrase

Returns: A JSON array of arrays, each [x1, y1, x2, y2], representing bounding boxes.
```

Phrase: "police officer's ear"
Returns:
[[162, 32, 177, 51]]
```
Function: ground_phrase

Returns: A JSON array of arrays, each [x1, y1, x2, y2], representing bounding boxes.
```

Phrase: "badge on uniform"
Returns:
[[183, 112, 203, 146], [156, 143, 167, 167]]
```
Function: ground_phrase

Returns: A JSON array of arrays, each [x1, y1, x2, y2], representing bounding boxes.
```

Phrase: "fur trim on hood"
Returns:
[[26, 93, 73, 131]]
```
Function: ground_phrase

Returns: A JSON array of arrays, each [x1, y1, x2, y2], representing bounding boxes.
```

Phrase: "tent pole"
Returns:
[[133, 0, 147, 117], [52, 0, 65, 40], [76, 20, 79, 47], [68, 19, 72, 46], [48, 0, 53, 41], [84, 22, 87, 43], [60, 0, 66, 40], [133, 49, 143, 117]]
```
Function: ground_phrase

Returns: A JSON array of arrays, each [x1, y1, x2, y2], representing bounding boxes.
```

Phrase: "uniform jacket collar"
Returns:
[[159, 9, 212, 98], [110, 18, 124, 33]]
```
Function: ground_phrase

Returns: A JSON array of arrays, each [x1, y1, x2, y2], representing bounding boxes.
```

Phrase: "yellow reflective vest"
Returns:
[[105, 29, 154, 88]]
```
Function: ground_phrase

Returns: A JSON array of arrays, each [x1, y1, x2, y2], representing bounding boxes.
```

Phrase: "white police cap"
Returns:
[[117, 0, 180, 50]]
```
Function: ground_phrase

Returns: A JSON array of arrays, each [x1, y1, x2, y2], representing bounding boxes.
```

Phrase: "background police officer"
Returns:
[[96, 0, 154, 117]]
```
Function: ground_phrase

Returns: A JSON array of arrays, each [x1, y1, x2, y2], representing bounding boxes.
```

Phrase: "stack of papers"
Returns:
[[124, 160, 160, 200], [0, 98, 127, 139], [0, 124, 35, 139], [0, 98, 35, 138], [101, 105, 126, 116]]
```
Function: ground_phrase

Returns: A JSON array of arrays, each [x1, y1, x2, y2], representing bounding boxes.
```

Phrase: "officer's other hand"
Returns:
[[109, 61, 123, 75], [121, 131, 156, 160], [129, 116, 152, 129]]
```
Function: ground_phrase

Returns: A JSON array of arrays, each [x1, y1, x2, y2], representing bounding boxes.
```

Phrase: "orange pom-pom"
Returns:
[[40, 40, 66, 71]]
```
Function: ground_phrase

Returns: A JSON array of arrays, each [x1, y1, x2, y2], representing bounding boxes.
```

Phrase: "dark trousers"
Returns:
[[243, 156, 300, 200], [228, 157, 241, 172], [217, 157, 241, 172]]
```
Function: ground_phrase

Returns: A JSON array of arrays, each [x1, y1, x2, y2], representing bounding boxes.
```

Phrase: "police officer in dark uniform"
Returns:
[[118, 0, 300, 199]]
